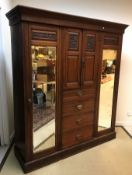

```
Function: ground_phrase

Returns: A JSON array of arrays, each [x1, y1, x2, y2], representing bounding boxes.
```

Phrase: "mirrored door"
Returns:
[[98, 49, 117, 131], [31, 45, 56, 153]]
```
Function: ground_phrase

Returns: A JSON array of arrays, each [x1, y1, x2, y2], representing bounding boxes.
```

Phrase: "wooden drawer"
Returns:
[[62, 125, 93, 148], [62, 112, 94, 132], [62, 98, 95, 116], [63, 88, 96, 102]]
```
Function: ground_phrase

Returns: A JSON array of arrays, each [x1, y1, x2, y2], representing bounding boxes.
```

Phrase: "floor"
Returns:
[[123, 126, 132, 137], [0, 146, 8, 164], [1, 127, 132, 175]]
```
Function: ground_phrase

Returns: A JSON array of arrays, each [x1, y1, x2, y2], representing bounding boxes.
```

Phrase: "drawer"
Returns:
[[63, 88, 96, 103], [62, 112, 94, 132], [62, 99, 95, 116], [62, 125, 93, 148]]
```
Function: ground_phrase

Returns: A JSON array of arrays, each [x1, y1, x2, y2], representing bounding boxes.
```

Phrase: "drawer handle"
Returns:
[[76, 104, 83, 110], [77, 90, 83, 96], [75, 134, 82, 141], [76, 119, 81, 125], [28, 98, 32, 103]]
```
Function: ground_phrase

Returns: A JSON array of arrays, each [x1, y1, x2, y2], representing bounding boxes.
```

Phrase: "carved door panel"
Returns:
[[82, 31, 98, 88], [63, 28, 82, 89]]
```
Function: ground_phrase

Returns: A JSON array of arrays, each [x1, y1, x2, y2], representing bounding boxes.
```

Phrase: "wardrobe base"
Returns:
[[14, 131, 116, 173]]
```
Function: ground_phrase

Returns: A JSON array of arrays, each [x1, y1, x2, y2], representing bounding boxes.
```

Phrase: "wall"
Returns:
[[0, 0, 131, 144], [0, 0, 13, 145]]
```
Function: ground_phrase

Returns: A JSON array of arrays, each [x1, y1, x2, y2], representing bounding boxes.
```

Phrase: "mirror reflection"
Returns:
[[32, 45, 56, 153], [98, 49, 117, 131]]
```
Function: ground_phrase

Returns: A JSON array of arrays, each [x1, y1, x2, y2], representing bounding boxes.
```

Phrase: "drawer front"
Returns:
[[62, 112, 94, 132], [63, 88, 96, 102], [62, 125, 93, 148], [62, 98, 95, 116]]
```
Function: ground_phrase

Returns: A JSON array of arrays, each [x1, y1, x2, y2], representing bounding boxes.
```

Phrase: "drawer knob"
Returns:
[[28, 98, 32, 103], [76, 104, 83, 110], [75, 134, 82, 141], [77, 90, 83, 96], [76, 119, 81, 125]]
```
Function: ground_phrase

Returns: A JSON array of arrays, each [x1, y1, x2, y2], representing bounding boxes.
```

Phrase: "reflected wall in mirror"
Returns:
[[98, 49, 117, 131], [32, 45, 56, 153]]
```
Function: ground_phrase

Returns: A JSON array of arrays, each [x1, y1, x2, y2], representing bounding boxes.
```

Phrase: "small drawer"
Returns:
[[62, 99, 95, 116], [63, 88, 96, 103], [62, 125, 93, 148], [62, 112, 94, 132]]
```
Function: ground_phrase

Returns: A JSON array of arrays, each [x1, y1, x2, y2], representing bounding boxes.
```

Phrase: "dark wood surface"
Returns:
[[62, 125, 93, 148], [6, 5, 128, 173], [6, 5, 128, 33]]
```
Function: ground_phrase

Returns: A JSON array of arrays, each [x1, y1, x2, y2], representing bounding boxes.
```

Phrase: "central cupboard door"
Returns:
[[62, 28, 99, 148]]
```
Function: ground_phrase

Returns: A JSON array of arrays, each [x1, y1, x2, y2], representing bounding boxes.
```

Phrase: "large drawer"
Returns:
[[63, 88, 96, 103], [62, 112, 94, 132], [62, 125, 93, 148], [62, 98, 95, 116]]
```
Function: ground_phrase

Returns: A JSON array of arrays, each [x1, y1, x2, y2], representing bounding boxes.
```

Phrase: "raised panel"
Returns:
[[62, 99, 95, 116], [86, 35, 96, 52], [69, 32, 79, 50], [63, 89, 96, 102], [104, 36, 119, 46], [84, 56, 95, 82], [62, 125, 93, 148], [82, 31, 98, 88], [66, 55, 80, 83], [62, 112, 94, 132], [32, 30, 57, 41], [63, 28, 82, 89]]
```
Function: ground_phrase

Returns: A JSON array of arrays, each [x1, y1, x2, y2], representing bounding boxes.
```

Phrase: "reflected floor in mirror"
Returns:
[[33, 119, 55, 153], [98, 75, 114, 131], [33, 104, 55, 131]]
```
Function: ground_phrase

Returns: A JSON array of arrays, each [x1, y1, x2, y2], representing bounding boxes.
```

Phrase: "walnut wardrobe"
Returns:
[[6, 6, 128, 173]]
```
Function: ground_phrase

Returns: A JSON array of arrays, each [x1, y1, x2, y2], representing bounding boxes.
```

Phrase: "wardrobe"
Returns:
[[6, 5, 128, 173]]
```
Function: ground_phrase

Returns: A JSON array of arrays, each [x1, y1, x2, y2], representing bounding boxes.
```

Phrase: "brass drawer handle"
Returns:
[[77, 90, 83, 96], [76, 119, 81, 125], [76, 104, 83, 110], [28, 98, 32, 103], [75, 134, 82, 141]]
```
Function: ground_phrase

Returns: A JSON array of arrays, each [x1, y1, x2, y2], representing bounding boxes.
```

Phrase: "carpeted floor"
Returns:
[[33, 104, 55, 131], [1, 127, 132, 175]]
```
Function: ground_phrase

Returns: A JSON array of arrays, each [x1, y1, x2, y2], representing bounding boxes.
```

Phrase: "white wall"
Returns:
[[0, 0, 131, 143], [0, 0, 13, 145]]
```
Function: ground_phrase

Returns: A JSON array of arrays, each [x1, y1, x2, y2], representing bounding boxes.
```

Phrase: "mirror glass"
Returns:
[[98, 49, 117, 131], [32, 45, 56, 153]]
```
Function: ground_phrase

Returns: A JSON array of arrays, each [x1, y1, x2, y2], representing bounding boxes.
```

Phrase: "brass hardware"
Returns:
[[75, 134, 82, 141], [28, 98, 32, 103], [76, 104, 83, 110], [77, 90, 83, 96], [76, 119, 81, 125]]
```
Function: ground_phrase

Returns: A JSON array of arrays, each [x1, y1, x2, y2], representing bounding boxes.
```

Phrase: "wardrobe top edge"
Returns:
[[6, 5, 128, 30]]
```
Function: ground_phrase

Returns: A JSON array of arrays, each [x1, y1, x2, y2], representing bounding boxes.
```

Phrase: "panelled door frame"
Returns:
[[62, 27, 100, 140], [62, 28, 99, 90], [95, 32, 123, 136], [62, 28, 82, 90], [26, 23, 62, 160]]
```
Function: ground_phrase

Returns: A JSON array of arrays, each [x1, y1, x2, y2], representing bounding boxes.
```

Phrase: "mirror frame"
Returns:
[[95, 34, 122, 136], [98, 49, 117, 132], [28, 24, 62, 158]]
